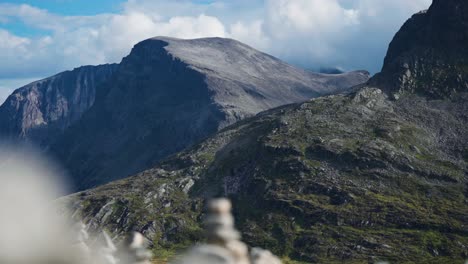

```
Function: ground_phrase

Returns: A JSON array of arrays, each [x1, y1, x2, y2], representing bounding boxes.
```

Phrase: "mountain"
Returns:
[[371, 0, 468, 99], [319, 67, 345, 74], [60, 0, 468, 263], [47, 37, 368, 190], [0, 64, 118, 146]]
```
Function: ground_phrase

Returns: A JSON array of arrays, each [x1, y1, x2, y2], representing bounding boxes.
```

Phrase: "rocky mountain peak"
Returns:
[[47, 36, 368, 190], [372, 0, 468, 99]]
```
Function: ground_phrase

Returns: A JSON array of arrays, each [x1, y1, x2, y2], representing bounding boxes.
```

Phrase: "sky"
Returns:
[[0, 0, 432, 103]]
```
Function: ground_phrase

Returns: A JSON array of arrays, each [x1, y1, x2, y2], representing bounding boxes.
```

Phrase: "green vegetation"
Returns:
[[69, 85, 468, 263]]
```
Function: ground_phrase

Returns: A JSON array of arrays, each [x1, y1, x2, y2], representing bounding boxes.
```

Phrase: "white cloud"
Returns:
[[0, 3, 228, 78], [0, 29, 30, 50], [230, 20, 270, 51], [0, 0, 433, 95], [0, 4, 64, 31], [265, 0, 359, 38], [254, 0, 430, 70]]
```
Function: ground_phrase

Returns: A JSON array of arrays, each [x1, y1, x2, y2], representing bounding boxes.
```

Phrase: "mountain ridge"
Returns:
[[47, 36, 368, 190]]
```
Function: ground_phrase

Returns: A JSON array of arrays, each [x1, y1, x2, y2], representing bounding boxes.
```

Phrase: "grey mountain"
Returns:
[[0, 64, 118, 146], [47, 37, 368, 190]]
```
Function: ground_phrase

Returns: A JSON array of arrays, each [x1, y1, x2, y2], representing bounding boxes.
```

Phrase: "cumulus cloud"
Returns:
[[264, 0, 359, 37], [0, 2, 230, 79], [0, 29, 32, 75], [0, 0, 432, 93], [230, 20, 269, 51], [253, 0, 360, 69]]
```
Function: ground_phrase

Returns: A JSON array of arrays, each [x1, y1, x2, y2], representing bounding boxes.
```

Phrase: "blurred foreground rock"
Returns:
[[118, 232, 152, 264], [67, 198, 279, 264], [174, 198, 282, 264]]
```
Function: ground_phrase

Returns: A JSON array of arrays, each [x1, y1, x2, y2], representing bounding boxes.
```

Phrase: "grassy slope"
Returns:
[[61, 87, 468, 263]]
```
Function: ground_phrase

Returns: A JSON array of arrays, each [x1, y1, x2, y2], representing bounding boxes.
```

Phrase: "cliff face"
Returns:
[[60, 1, 468, 263], [373, 0, 468, 98], [0, 64, 118, 146], [49, 37, 368, 190]]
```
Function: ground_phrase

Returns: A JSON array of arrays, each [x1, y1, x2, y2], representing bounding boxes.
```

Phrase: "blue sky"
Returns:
[[0, 0, 432, 103], [4, 0, 125, 16]]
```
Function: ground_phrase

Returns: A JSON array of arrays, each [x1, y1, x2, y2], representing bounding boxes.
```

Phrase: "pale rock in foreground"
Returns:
[[95, 231, 118, 264], [118, 232, 152, 264], [175, 198, 281, 264], [250, 248, 282, 264]]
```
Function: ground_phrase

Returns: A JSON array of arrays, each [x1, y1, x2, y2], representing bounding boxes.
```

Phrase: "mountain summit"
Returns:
[[37, 37, 366, 190], [0, 37, 367, 190], [121, 36, 368, 122]]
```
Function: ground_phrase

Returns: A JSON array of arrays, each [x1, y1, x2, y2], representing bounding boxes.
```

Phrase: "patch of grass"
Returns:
[[415, 153, 433, 161], [434, 160, 464, 178], [282, 256, 309, 264], [420, 231, 446, 249], [462, 148, 468, 162], [304, 159, 321, 168], [197, 152, 215, 164], [152, 248, 176, 264]]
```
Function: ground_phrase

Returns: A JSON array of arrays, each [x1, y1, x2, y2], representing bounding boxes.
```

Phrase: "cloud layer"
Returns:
[[0, 0, 432, 102]]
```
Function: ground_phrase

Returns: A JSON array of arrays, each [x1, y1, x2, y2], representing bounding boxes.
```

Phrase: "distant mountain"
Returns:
[[319, 67, 345, 74], [46, 37, 368, 190], [61, 0, 468, 263], [0, 64, 118, 146]]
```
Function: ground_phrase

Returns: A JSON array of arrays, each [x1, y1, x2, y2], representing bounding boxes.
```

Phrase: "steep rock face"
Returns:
[[50, 37, 368, 190], [59, 0, 468, 263], [373, 0, 468, 98], [0, 64, 118, 146]]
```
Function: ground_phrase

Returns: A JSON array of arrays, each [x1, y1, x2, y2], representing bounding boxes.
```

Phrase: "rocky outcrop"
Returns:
[[0, 64, 118, 146], [48, 37, 368, 190], [61, 0, 468, 263], [372, 0, 468, 98]]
